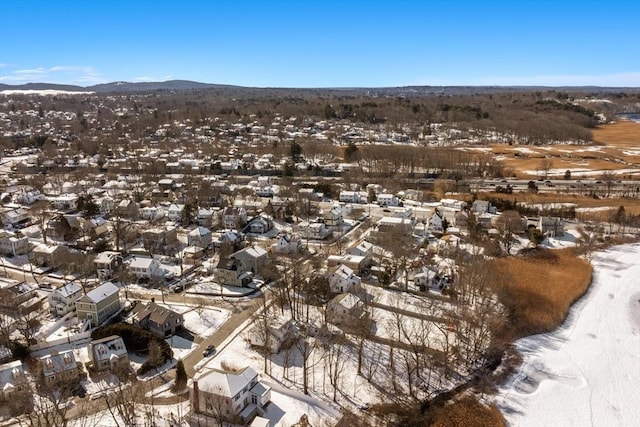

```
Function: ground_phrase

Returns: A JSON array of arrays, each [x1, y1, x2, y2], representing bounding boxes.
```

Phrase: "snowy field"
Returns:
[[496, 244, 640, 426]]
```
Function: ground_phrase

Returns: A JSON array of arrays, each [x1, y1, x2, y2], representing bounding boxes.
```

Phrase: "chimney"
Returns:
[[192, 380, 200, 414]]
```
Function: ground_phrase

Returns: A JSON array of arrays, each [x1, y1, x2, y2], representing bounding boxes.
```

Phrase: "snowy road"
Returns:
[[496, 244, 640, 426]]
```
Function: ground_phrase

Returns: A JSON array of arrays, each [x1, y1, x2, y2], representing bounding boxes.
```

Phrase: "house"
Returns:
[[327, 264, 361, 294], [48, 282, 83, 316], [339, 191, 362, 204], [142, 226, 178, 254], [127, 256, 164, 280], [1, 208, 29, 228], [440, 198, 467, 210], [248, 216, 273, 235], [297, 221, 330, 240], [197, 208, 215, 227], [0, 360, 28, 401], [39, 350, 79, 387], [188, 226, 213, 248], [94, 251, 123, 279], [192, 366, 271, 424], [232, 246, 269, 274], [327, 254, 367, 273], [215, 258, 253, 287], [428, 209, 446, 234], [472, 200, 496, 214], [31, 243, 68, 267], [140, 205, 166, 221], [347, 241, 374, 264], [222, 207, 248, 229], [75, 281, 121, 328], [0, 230, 30, 256], [248, 317, 298, 353], [167, 203, 185, 222], [538, 216, 565, 237], [129, 301, 184, 337], [324, 206, 343, 227], [270, 232, 302, 254], [377, 193, 399, 207], [88, 335, 130, 374], [0, 278, 42, 315], [326, 293, 367, 325]]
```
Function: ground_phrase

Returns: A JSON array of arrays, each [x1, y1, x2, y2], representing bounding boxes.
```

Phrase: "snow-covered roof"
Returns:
[[198, 366, 258, 398], [83, 281, 119, 304], [55, 281, 82, 298]]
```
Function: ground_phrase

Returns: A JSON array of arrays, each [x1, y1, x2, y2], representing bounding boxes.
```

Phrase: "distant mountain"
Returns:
[[0, 82, 86, 92], [87, 79, 238, 92], [1, 80, 637, 95]]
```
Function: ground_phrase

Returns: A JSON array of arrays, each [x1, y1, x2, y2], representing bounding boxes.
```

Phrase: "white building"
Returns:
[[377, 193, 399, 207], [127, 256, 164, 280], [328, 264, 361, 294], [48, 282, 83, 316]]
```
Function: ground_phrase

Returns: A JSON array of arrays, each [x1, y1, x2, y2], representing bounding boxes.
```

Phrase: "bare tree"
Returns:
[[29, 200, 52, 244]]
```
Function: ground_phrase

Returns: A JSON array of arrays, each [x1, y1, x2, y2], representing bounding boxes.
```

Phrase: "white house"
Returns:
[[223, 207, 248, 229], [94, 251, 122, 280], [328, 264, 361, 294], [248, 317, 298, 353], [127, 256, 164, 280], [192, 366, 271, 424], [0, 230, 30, 256], [347, 241, 374, 263], [326, 293, 366, 325], [339, 191, 362, 204], [167, 203, 185, 222], [377, 193, 399, 207], [297, 222, 330, 240], [48, 282, 83, 316], [270, 232, 302, 254]]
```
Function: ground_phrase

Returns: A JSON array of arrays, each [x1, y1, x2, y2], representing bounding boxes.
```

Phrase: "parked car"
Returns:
[[202, 344, 215, 357]]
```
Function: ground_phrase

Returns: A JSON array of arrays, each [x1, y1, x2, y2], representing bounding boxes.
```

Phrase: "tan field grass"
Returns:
[[592, 121, 640, 147], [493, 249, 592, 338], [486, 192, 640, 216]]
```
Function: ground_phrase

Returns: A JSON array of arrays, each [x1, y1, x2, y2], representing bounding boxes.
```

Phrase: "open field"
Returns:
[[493, 248, 593, 338], [592, 120, 640, 147], [474, 122, 640, 179], [485, 191, 640, 216]]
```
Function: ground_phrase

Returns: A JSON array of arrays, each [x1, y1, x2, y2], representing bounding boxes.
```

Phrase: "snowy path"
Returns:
[[496, 244, 640, 426]]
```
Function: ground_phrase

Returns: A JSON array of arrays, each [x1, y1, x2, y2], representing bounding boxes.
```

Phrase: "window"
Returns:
[[251, 394, 257, 404]]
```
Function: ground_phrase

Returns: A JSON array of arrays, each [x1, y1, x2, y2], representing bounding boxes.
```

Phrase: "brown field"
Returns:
[[592, 120, 640, 147], [430, 397, 506, 427], [476, 121, 640, 179], [486, 192, 640, 216], [492, 249, 592, 338]]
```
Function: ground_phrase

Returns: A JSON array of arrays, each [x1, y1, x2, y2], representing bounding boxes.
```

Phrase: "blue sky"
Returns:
[[1, 0, 639, 87]]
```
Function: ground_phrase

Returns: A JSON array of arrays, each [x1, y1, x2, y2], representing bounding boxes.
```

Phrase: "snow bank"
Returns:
[[496, 244, 640, 426]]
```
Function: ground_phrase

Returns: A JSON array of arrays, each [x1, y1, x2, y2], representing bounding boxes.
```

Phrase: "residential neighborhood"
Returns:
[[0, 81, 638, 427]]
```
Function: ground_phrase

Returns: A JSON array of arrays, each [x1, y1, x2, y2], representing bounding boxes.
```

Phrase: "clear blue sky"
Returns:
[[1, 0, 639, 87]]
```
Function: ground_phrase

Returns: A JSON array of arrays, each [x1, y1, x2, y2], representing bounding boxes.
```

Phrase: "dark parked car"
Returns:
[[202, 344, 215, 357]]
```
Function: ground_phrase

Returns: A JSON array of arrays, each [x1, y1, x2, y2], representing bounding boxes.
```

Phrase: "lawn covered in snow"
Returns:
[[496, 243, 640, 426]]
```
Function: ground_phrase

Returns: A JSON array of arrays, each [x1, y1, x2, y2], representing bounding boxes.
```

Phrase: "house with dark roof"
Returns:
[[129, 301, 183, 337]]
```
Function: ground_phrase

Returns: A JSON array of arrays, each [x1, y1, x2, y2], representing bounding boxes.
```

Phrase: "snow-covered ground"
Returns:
[[496, 243, 640, 426]]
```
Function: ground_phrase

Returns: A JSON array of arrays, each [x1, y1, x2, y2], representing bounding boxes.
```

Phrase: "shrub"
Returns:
[[493, 248, 592, 338]]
